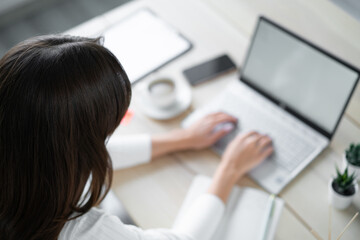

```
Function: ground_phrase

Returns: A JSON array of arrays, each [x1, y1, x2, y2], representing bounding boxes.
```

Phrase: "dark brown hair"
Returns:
[[0, 35, 131, 239]]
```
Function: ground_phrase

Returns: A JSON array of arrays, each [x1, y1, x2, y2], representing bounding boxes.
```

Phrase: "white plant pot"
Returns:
[[328, 179, 358, 210], [353, 190, 360, 210], [342, 154, 360, 181]]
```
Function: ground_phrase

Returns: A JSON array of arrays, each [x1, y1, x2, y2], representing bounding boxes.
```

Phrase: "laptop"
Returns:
[[182, 16, 360, 194]]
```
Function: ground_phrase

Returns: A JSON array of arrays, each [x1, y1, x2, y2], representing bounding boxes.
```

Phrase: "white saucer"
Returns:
[[134, 80, 192, 120]]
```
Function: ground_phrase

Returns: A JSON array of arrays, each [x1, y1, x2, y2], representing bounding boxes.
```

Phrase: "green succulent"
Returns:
[[345, 143, 360, 167], [332, 166, 356, 196]]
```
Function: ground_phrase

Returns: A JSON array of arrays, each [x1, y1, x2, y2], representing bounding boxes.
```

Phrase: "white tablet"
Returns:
[[103, 8, 192, 84]]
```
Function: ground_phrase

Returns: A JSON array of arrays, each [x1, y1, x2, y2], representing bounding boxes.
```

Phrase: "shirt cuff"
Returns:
[[173, 193, 225, 240], [106, 134, 152, 170]]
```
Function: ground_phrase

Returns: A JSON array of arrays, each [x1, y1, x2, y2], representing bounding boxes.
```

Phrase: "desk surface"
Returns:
[[67, 0, 360, 239]]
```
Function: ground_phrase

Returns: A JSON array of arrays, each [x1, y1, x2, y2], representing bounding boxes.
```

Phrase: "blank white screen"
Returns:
[[242, 20, 358, 133]]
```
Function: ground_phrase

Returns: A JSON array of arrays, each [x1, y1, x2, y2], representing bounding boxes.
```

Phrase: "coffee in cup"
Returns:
[[147, 78, 177, 109]]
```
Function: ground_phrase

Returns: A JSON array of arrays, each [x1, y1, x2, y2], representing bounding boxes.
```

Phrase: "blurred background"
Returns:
[[0, 0, 358, 58], [0, 0, 131, 56]]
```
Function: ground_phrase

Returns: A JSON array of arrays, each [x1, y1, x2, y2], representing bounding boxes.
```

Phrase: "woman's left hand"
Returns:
[[181, 112, 237, 150], [151, 112, 237, 158]]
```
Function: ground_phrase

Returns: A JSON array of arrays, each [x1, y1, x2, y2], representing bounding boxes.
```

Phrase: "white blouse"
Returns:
[[59, 134, 225, 240]]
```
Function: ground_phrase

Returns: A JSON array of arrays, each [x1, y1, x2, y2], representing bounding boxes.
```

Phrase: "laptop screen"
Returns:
[[241, 17, 359, 138]]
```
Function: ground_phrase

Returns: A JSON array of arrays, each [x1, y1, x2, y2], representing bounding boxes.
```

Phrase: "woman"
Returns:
[[0, 35, 273, 240]]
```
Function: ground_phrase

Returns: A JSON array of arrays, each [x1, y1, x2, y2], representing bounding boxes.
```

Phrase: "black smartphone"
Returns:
[[183, 54, 237, 86]]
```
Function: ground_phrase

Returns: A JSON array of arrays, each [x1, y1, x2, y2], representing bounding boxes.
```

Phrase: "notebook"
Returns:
[[103, 8, 192, 84], [174, 175, 284, 240]]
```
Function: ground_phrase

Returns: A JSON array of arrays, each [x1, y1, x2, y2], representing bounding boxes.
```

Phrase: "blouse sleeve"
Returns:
[[171, 193, 225, 240], [106, 134, 152, 170], [60, 194, 225, 240]]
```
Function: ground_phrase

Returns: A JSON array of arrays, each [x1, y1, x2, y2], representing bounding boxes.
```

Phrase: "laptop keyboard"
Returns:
[[212, 90, 317, 172]]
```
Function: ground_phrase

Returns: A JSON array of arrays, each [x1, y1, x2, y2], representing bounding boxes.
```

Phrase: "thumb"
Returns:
[[210, 126, 233, 142]]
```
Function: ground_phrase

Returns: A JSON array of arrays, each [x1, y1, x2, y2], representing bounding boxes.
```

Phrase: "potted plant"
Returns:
[[343, 143, 360, 180], [329, 166, 358, 209]]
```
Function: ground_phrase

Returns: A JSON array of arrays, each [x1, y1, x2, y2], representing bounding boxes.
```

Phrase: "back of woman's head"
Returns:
[[0, 35, 131, 240]]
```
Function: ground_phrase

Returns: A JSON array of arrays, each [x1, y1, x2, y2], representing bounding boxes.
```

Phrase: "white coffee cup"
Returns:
[[147, 78, 177, 109]]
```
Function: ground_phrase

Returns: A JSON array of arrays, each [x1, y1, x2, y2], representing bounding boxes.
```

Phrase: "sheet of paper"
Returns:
[[175, 175, 284, 240], [103, 9, 192, 83]]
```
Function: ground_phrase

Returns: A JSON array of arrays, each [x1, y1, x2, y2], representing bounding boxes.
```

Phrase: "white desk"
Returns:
[[67, 0, 360, 239]]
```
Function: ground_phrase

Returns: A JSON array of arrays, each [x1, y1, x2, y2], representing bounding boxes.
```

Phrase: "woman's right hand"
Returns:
[[220, 131, 273, 183], [208, 131, 273, 203]]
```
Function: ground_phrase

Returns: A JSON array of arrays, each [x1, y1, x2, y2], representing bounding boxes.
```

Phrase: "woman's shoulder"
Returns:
[[59, 207, 125, 240]]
